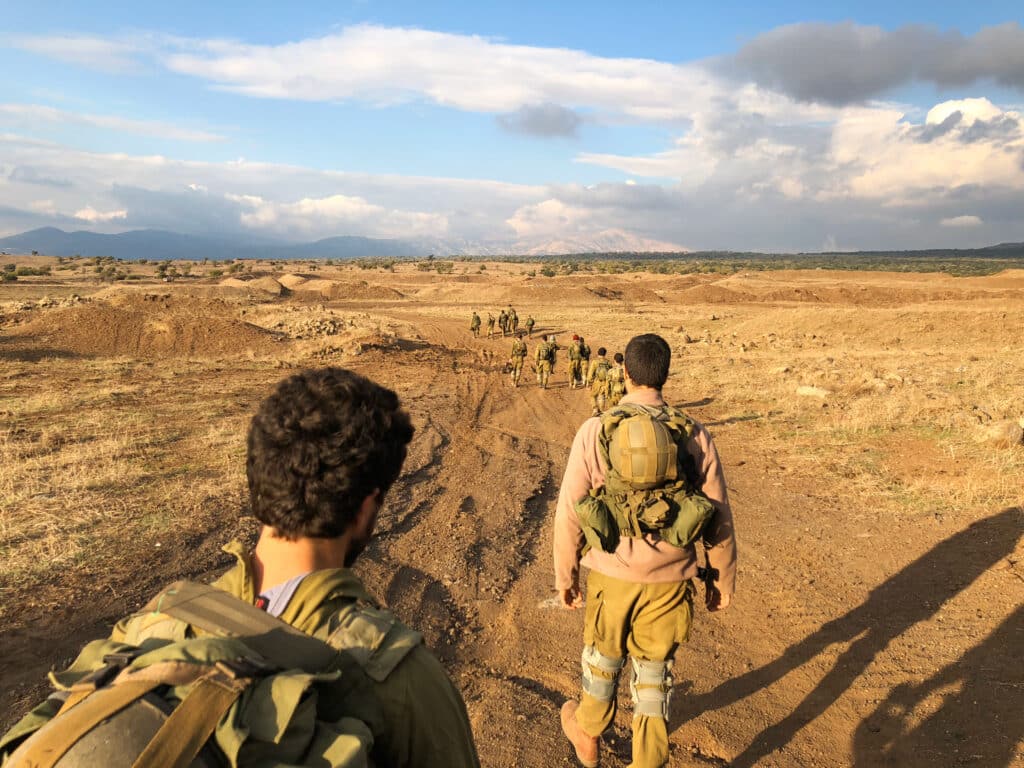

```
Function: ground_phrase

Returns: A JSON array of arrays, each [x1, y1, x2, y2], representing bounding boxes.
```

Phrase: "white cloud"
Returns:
[[941, 215, 983, 227], [157, 25, 722, 121], [73, 206, 127, 222], [831, 100, 1024, 200], [10, 34, 146, 73], [230, 193, 449, 239], [0, 103, 225, 143]]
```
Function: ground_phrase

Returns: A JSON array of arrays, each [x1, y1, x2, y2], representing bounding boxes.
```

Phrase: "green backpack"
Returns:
[[1, 581, 414, 768], [592, 359, 611, 382], [575, 404, 716, 554]]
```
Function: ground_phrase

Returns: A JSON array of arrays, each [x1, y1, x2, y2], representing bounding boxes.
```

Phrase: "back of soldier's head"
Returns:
[[624, 334, 670, 389], [598, 347, 607, 357], [247, 368, 414, 540], [614, 352, 624, 364]]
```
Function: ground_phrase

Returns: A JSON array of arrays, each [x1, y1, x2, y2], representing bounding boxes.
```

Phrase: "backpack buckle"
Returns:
[[215, 656, 276, 680]]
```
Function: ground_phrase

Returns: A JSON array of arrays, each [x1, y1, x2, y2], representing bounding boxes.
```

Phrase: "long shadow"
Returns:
[[0, 333, 82, 362], [671, 507, 1023, 767], [852, 603, 1023, 767]]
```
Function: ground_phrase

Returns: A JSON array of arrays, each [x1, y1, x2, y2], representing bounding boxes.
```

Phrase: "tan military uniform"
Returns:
[[553, 389, 737, 768], [607, 362, 626, 407], [535, 340, 556, 388], [0, 542, 480, 768], [509, 338, 527, 386], [567, 341, 583, 388], [586, 356, 612, 415]]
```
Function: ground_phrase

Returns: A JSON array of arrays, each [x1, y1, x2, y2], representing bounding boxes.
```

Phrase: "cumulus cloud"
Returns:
[[74, 206, 127, 222], [230, 193, 449, 239], [726, 22, 1024, 105], [941, 215, 982, 227], [497, 103, 582, 137], [0, 104, 225, 142]]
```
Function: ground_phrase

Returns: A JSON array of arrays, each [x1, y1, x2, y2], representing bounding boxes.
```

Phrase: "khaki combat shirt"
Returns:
[[553, 389, 738, 597]]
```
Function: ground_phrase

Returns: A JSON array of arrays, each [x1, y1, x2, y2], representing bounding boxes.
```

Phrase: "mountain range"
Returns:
[[0, 227, 689, 260], [1, 227, 1021, 261]]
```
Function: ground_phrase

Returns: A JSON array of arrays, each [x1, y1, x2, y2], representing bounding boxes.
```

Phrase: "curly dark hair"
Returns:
[[246, 368, 414, 539], [624, 333, 671, 389]]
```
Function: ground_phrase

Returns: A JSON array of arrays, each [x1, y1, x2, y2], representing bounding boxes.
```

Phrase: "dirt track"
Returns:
[[1, 265, 1022, 767]]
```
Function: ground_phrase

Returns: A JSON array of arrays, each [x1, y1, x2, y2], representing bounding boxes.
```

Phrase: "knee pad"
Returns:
[[581, 645, 625, 702], [629, 658, 672, 719]]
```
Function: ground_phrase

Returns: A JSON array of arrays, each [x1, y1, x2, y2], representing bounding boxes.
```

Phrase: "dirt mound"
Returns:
[[218, 276, 283, 295], [292, 279, 404, 300], [12, 294, 281, 358], [277, 273, 309, 289]]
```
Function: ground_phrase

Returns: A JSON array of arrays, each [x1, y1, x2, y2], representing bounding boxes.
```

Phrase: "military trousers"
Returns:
[[537, 360, 552, 388], [577, 570, 693, 768]]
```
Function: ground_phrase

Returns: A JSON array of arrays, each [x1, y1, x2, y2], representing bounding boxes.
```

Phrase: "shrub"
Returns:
[[540, 266, 557, 278]]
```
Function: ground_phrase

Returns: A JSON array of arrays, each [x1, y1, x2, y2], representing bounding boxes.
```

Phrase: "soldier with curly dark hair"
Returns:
[[1, 368, 480, 768]]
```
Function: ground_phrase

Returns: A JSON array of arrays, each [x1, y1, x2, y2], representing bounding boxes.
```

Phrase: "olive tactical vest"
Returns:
[[575, 404, 716, 554]]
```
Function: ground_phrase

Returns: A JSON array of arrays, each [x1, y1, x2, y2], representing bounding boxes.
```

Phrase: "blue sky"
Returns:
[[1, 2, 1022, 252]]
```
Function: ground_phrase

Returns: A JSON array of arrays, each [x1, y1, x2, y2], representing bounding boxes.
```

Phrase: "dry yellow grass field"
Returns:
[[1, 256, 1021, 767]]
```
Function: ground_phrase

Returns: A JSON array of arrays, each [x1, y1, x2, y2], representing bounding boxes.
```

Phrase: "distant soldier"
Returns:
[[535, 335, 557, 389], [487, 313, 496, 338], [586, 347, 612, 416], [470, 311, 481, 337], [579, 336, 592, 368], [567, 335, 584, 389], [525, 315, 535, 338], [498, 309, 509, 337], [509, 305, 519, 333], [509, 332, 528, 387], [607, 352, 626, 407]]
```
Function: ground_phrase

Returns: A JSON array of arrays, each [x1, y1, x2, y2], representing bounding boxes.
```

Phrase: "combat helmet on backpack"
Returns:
[[574, 404, 716, 554]]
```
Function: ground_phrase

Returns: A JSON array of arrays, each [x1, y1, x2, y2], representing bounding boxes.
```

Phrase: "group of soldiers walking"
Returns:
[[532, 334, 626, 415], [470, 305, 535, 339], [471, 309, 626, 417]]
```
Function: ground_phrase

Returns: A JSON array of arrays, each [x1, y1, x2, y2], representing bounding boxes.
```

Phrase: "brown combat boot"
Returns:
[[560, 700, 598, 767]]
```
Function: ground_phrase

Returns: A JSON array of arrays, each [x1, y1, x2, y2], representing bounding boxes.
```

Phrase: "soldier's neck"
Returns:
[[252, 526, 352, 593]]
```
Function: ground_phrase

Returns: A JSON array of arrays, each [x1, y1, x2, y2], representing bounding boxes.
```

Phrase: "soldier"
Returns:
[[567, 335, 584, 389], [554, 334, 737, 768], [470, 311, 481, 338], [586, 347, 612, 416], [486, 313, 496, 338], [525, 315, 535, 338], [1, 368, 481, 768], [509, 305, 519, 333], [579, 336, 592, 369], [535, 334, 557, 389], [607, 352, 626, 407], [498, 309, 508, 337], [509, 331, 528, 387]]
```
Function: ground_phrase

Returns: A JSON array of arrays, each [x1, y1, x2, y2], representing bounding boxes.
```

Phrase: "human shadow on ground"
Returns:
[[671, 506, 1023, 768], [852, 602, 1023, 767]]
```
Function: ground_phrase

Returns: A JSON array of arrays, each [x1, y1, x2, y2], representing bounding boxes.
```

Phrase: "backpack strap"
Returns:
[[8, 660, 248, 768], [9, 678, 165, 768], [143, 581, 338, 673], [131, 664, 250, 768]]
